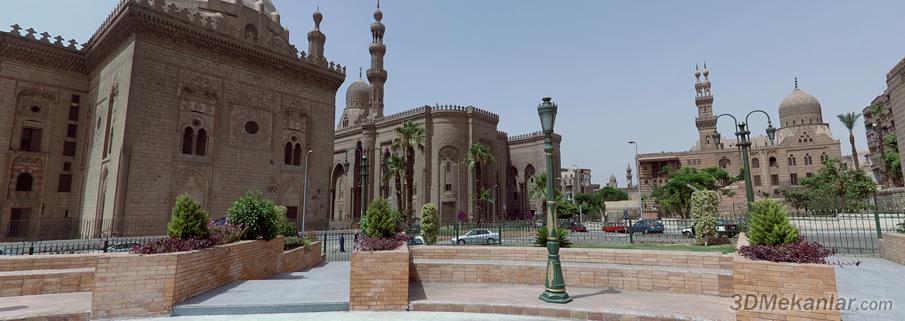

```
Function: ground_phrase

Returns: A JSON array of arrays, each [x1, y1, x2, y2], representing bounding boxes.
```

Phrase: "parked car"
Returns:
[[602, 222, 627, 233], [629, 219, 665, 234], [105, 242, 141, 253], [450, 229, 500, 245], [559, 221, 588, 233], [407, 235, 425, 246], [682, 219, 739, 238]]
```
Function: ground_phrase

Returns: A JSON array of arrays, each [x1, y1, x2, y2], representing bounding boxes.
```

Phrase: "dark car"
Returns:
[[682, 219, 739, 238], [629, 219, 665, 234]]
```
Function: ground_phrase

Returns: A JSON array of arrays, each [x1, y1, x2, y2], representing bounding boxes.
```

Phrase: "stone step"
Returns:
[[410, 259, 732, 297], [171, 302, 349, 316], [0, 292, 91, 321], [409, 282, 735, 321], [0, 268, 94, 297]]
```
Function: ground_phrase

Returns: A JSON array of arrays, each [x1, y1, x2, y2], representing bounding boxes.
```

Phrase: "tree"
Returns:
[[597, 186, 629, 201], [555, 196, 579, 219], [534, 226, 571, 248], [690, 190, 718, 245], [782, 187, 812, 213], [167, 193, 210, 239], [747, 199, 798, 245], [800, 158, 876, 211], [420, 203, 438, 245], [883, 133, 903, 186], [837, 112, 862, 169], [385, 152, 405, 214], [465, 143, 495, 221], [574, 192, 604, 219], [394, 120, 425, 221], [528, 173, 548, 218], [479, 187, 495, 220], [364, 198, 400, 238], [650, 166, 732, 218], [227, 191, 279, 240]]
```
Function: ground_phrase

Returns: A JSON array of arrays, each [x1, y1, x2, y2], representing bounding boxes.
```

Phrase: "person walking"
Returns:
[[339, 234, 345, 252]]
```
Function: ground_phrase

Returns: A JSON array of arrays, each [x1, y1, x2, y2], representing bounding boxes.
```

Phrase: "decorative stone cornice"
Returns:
[[0, 25, 87, 74]]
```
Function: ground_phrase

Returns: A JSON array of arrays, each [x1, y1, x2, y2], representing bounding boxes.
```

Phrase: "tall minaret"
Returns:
[[307, 8, 326, 65], [695, 63, 717, 149], [626, 164, 633, 190], [367, 0, 388, 119]]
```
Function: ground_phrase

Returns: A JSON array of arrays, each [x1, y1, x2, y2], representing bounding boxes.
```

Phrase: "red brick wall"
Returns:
[[278, 241, 324, 273], [92, 238, 283, 318], [0, 254, 97, 271], [880, 232, 905, 265], [0, 268, 94, 297], [350, 244, 409, 311]]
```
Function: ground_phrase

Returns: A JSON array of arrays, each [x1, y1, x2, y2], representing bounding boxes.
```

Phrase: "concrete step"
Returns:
[[0, 268, 94, 297], [409, 282, 735, 321], [0, 292, 91, 321], [171, 302, 349, 316], [410, 259, 732, 297]]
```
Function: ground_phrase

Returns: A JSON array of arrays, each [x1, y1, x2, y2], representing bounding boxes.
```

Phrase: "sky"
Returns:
[[4, 0, 905, 185]]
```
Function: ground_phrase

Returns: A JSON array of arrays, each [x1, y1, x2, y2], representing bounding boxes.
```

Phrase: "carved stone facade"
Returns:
[[0, 0, 344, 238]]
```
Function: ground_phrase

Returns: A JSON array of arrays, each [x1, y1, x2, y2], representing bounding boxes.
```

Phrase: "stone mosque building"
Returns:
[[331, 5, 560, 228], [637, 65, 842, 217], [0, 0, 347, 239]]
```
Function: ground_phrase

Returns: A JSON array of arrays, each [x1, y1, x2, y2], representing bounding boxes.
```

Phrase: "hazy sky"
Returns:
[[4, 1, 904, 185]]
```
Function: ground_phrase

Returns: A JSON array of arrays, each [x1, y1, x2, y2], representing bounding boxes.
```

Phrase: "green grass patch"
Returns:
[[571, 242, 736, 254]]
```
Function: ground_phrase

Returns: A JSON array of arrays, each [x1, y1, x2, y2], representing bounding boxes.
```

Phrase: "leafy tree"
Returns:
[[837, 112, 862, 169], [574, 192, 604, 219], [394, 120, 425, 221], [534, 226, 572, 248], [227, 191, 279, 240], [690, 190, 718, 245], [650, 166, 732, 218], [479, 187, 495, 220], [747, 199, 798, 245], [883, 133, 903, 186], [167, 193, 210, 239], [800, 159, 876, 211], [782, 188, 812, 213], [597, 186, 629, 201], [555, 196, 578, 219], [274, 205, 298, 236], [420, 203, 438, 245], [364, 198, 400, 238], [385, 152, 405, 213], [465, 143, 495, 221], [528, 173, 552, 219]]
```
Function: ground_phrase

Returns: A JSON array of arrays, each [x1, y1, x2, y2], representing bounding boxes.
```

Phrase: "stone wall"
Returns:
[[278, 241, 324, 273], [0, 253, 97, 271], [0, 267, 94, 297], [880, 232, 905, 265], [92, 238, 283, 318], [349, 244, 409, 311], [733, 234, 841, 321]]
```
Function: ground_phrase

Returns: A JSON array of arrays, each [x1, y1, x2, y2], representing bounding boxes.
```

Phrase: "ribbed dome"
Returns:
[[345, 80, 371, 107], [779, 88, 823, 127]]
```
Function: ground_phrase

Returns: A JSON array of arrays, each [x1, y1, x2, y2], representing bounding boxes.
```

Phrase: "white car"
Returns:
[[450, 229, 500, 245]]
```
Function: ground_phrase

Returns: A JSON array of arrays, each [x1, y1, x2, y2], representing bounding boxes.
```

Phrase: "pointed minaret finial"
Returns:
[[794, 76, 799, 89], [377, 0, 380, 9], [359, 66, 363, 79]]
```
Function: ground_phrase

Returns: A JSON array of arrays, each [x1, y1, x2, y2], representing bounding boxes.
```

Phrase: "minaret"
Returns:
[[307, 8, 326, 65], [626, 164, 633, 190], [367, 0, 388, 119], [695, 63, 717, 149]]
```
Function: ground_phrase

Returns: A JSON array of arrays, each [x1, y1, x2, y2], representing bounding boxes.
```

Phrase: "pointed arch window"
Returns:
[[195, 129, 207, 156], [15, 173, 33, 192], [752, 158, 760, 168], [769, 157, 778, 167], [284, 142, 293, 165], [182, 127, 194, 155], [293, 143, 302, 166], [342, 115, 349, 128]]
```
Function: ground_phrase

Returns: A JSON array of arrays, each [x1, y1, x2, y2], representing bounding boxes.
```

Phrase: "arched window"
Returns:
[[788, 155, 796, 166], [293, 143, 302, 166], [719, 158, 730, 169], [769, 157, 777, 167], [752, 158, 760, 168], [195, 129, 207, 156], [284, 142, 293, 165], [182, 127, 194, 154], [15, 173, 33, 192], [342, 115, 349, 128]]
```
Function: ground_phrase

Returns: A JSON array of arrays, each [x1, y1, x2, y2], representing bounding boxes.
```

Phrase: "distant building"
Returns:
[[883, 57, 905, 188], [638, 64, 842, 217], [560, 168, 592, 201]]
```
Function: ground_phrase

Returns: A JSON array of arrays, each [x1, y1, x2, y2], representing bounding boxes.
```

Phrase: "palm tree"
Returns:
[[385, 152, 405, 214], [394, 120, 425, 221], [528, 173, 547, 218], [479, 187, 495, 221], [465, 143, 495, 221], [837, 112, 862, 169]]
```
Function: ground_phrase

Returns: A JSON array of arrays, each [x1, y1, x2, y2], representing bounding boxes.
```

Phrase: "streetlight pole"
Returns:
[[713, 110, 776, 212], [627, 141, 642, 219], [301, 149, 313, 232], [537, 97, 571, 304]]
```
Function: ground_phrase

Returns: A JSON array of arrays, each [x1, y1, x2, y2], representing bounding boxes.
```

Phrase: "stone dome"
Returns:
[[779, 88, 823, 127], [239, 0, 277, 14], [345, 79, 371, 108]]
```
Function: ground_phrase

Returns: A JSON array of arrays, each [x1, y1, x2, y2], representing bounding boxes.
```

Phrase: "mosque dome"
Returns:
[[345, 79, 371, 107], [778, 85, 823, 127], [239, 0, 277, 14]]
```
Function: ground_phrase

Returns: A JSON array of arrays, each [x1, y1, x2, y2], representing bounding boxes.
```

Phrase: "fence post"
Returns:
[[874, 193, 883, 239], [322, 231, 327, 254], [28, 242, 34, 255], [498, 224, 503, 245], [103, 239, 110, 253], [455, 224, 459, 245], [628, 219, 634, 244]]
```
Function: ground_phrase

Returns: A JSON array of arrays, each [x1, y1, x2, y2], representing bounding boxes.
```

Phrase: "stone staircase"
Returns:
[[0, 254, 97, 321]]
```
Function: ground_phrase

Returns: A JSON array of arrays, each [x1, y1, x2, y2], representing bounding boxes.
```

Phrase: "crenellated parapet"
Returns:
[[4, 24, 83, 52], [0, 24, 87, 73], [508, 131, 544, 142]]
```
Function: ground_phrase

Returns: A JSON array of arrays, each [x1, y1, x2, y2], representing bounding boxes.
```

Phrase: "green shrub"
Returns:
[[283, 236, 312, 251], [364, 198, 400, 238], [420, 203, 439, 245], [690, 190, 718, 245], [167, 193, 210, 239], [227, 191, 279, 240], [534, 226, 572, 248], [274, 205, 299, 236], [748, 199, 799, 245]]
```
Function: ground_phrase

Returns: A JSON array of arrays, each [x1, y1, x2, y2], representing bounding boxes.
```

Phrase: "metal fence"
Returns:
[[0, 235, 166, 256], [1, 218, 168, 242], [314, 230, 357, 261]]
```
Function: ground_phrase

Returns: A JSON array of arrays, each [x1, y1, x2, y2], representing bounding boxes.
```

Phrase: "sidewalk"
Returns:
[[124, 312, 566, 321]]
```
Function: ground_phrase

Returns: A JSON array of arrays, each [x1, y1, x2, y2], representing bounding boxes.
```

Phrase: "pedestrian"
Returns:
[[339, 234, 345, 252]]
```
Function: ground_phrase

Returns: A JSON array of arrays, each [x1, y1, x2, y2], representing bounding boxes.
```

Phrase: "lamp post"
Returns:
[[537, 97, 571, 304], [627, 141, 642, 219], [301, 149, 313, 232], [712, 110, 776, 212]]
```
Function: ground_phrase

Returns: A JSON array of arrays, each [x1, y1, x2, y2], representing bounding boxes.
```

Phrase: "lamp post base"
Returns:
[[539, 290, 572, 303]]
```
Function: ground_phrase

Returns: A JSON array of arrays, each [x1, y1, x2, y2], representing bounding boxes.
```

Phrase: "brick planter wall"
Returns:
[[879, 232, 905, 265], [733, 234, 841, 321], [92, 237, 283, 318], [0, 254, 97, 271], [350, 243, 409, 311], [410, 246, 733, 268], [278, 241, 324, 273]]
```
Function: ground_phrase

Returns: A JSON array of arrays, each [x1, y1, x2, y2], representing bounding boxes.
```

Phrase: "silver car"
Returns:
[[450, 229, 500, 245]]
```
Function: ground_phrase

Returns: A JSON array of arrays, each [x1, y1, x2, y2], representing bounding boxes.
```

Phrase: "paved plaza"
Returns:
[[833, 256, 905, 321], [128, 312, 568, 321]]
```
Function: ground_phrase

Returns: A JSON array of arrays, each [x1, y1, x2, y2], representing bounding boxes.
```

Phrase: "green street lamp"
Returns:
[[713, 110, 776, 212], [537, 97, 571, 304]]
